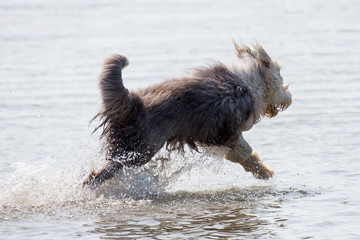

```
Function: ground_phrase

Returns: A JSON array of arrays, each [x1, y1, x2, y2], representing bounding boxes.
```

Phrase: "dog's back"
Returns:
[[138, 65, 254, 151]]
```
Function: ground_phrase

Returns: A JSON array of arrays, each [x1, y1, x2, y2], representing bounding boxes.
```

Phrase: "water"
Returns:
[[1, 0, 360, 239]]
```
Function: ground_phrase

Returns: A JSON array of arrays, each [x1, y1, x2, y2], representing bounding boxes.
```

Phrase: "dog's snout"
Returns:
[[283, 83, 289, 91]]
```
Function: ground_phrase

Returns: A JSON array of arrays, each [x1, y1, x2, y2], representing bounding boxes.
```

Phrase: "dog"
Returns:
[[83, 40, 292, 188]]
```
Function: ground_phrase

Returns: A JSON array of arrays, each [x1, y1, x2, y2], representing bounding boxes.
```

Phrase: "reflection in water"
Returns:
[[87, 187, 308, 239], [92, 207, 272, 239]]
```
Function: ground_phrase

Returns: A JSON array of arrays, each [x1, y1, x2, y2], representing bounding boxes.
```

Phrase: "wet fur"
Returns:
[[83, 41, 292, 188]]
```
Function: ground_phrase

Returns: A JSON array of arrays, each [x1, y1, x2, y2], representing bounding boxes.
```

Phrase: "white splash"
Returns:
[[0, 145, 269, 211], [0, 158, 86, 207]]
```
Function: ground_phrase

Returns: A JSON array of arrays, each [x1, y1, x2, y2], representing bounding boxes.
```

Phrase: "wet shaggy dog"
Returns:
[[83, 41, 292, 188]]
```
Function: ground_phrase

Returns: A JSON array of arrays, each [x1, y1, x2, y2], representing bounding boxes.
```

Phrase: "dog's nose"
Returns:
[[283, 83, 289, 91]]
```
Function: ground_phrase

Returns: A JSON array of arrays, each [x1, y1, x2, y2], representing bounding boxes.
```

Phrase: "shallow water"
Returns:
[[1, 0, 360, 239]]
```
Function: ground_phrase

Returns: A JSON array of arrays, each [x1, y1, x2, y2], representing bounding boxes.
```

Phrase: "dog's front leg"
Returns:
[[225, 134, 274, 180]]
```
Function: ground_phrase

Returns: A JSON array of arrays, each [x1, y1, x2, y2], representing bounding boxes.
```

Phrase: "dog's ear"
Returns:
[[232, 39, 254, 58], [254, 42, 271, 68]]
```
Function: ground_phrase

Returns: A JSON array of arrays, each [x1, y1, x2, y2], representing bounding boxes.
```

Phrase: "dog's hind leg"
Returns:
[[82, 161, 124, 188], [224, 133, 274, 180], [83, 149, 157, 188]]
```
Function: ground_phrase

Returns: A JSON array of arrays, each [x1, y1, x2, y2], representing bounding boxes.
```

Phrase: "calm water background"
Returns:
[[1, 0, 360, 239]]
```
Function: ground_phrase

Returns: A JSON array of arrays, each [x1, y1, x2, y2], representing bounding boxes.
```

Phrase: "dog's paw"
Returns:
[[241, 153, 274, 180], [250, 162, 274, 180], [82, 170, 98, 188]]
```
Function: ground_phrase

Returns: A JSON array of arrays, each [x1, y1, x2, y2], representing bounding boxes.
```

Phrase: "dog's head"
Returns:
[[233, 40, 292, 118]]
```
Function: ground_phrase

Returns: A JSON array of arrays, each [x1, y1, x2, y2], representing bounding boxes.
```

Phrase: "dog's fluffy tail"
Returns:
[[93, 54, 143, 137], [99, 54, 129, 107]]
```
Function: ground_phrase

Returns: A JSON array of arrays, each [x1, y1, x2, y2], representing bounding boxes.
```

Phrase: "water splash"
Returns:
[[0, 145, 280, 220], [0, 158, 86, 207]]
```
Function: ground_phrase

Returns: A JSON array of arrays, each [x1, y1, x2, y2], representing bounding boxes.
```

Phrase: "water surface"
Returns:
[[1, 0, 360, 239]]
